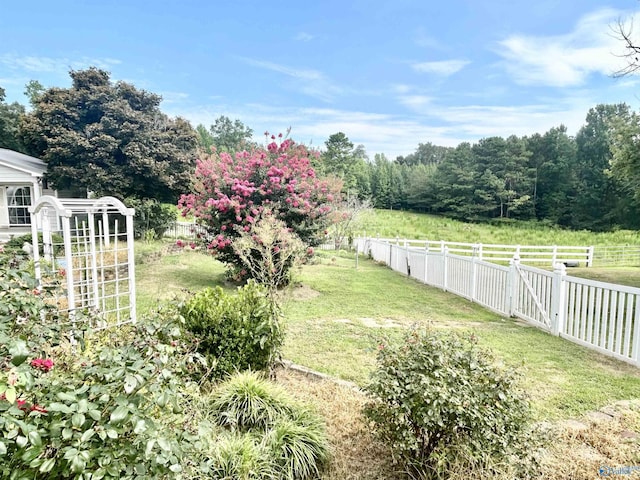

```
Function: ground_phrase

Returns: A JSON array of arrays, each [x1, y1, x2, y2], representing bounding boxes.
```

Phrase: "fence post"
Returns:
[[506, 255, 520, 316], [587, 246, 594, 267], [443, 246, 449, 292], [550, 263, 567, 335], [552, 246, 558, 267], [424, 244, 429, 284], [471, 254, 478, 302]]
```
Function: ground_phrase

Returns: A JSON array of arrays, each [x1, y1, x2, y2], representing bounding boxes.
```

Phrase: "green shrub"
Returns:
[[363, 328, 542, 480], [181, 282, 283, 379], [126, 198, 176, 240], [209, 372, 330, 480], [4, 232, 65, 256], [0, 256, 211, 478]]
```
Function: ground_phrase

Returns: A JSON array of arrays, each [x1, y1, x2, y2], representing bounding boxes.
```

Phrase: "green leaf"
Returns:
[[71, 455, 86, 474], [39, 458, 56, 473], [109, 406, 128, 424], [80, 429, 95, 443], [0, 442, 6, 456], [88, 409, 101, 421], [48, 402, 73, 414], [62, 428, 73, 440], [9, 340, 29, 366], [72, 413, 85, 429], [28, 431, 42, 447], [4, 387, 16, 404], [157, 437, 171, 452], [123, 375, 137, 394], [57, 392, 76, 403]]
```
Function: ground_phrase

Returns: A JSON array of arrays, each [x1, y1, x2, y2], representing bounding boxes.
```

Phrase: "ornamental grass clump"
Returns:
[[363, 327, 543, 480], [209, 372, 330, 480]]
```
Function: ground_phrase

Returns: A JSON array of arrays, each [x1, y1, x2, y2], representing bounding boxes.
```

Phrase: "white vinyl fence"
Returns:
[[165, 221, 206, 239], [357, 237, 640, 367], [362, 236, 594, 267]]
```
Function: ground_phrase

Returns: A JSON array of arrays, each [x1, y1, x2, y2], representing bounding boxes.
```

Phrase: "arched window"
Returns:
[[7, 186, 31, 225]]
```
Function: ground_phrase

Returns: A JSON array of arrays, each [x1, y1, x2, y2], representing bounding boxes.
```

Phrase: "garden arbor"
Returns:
[[29, 196, 136, 327]]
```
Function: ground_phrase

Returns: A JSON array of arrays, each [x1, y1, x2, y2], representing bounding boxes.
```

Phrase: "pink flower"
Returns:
[[221, 225, 227, 231], [176, 240, 184, 247], [30, 358, 54, 372], [273, 246, 281, 254], [189, 242, 196, 249]]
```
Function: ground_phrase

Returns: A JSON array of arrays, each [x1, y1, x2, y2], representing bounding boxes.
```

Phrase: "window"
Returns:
[[7, 186, 32, 225]]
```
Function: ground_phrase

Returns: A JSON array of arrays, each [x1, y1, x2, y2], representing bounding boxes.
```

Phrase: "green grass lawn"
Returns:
[[135, 244, 640, 421], [357, 209, 640, 246]]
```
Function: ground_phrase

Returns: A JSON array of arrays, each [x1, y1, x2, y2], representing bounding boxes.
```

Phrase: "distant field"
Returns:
[[356, 209, 640, 246]]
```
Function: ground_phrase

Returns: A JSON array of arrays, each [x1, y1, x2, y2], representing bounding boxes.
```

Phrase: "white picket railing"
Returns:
[[357, 237, 640, 367], [361, 236, 594, 267]]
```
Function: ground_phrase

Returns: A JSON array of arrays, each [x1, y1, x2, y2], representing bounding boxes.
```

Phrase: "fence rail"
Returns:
[[592, 246, 640, 267], [362, 236, 594, 267], [164, 221, 206, 239], [357, 237, 640, 367]]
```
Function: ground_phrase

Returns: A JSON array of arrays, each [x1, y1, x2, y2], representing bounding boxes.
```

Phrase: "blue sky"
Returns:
[[2, 0, 640, 158]]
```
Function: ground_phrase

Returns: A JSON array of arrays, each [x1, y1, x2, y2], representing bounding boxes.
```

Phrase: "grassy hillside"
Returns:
[[356, 209, 640, 246]]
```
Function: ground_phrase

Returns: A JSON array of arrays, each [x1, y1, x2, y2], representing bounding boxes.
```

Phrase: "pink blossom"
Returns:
[[30, 358, 54, 372]]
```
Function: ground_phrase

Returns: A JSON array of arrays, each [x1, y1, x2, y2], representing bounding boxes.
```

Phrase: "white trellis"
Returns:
[[29, 196, 136, 328]]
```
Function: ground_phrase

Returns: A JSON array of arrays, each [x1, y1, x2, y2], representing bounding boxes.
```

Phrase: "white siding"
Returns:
[[0, 164, 35, 183], [0, 187, 7, 226]]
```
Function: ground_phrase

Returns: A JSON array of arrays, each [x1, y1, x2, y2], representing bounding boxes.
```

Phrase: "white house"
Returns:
[[0, 148, 56, 242]]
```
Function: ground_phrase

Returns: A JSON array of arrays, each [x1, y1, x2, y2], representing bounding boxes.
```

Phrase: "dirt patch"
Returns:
[[275, 367, 400, 480], [290, 283, 321, 301], [358, 317, 403, 328]]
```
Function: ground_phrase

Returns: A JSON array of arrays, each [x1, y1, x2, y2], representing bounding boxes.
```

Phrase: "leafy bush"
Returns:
[[181, 282, 283, 379], [233, 214, 306, 291], [0, 254, 210, 479], [363, 328, 542, 480], [209, 372, 330, 480], [4, 232, 65, 256], [126, 198, 176, 240]]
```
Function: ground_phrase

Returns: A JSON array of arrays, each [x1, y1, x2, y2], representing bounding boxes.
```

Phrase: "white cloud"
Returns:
[[496, 8, 637, 87], [0, 53, 121, 74], [159, 91, 189, 104], [295, 32, 314, 42], [411, 60, 470, 76], [237, 57, 343, 102], [398, 95, 432, 110]]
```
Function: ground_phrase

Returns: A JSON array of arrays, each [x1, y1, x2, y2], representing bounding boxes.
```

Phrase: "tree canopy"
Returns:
[[19, 68, 197, 201], [0, 87, 26, 153], [195, 116, 255, 153]]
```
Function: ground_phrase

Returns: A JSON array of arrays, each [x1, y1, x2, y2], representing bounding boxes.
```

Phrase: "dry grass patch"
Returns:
[[540, 401, 640, 479], [275, 367, 400, 480]]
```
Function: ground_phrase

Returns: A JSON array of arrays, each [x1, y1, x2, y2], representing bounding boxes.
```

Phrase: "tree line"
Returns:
[[1, 68, 639, 232], [319, 104, 640, 232]]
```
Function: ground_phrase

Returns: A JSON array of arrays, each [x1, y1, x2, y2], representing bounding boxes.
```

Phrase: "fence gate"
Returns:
[[512, 262, 552, 330]]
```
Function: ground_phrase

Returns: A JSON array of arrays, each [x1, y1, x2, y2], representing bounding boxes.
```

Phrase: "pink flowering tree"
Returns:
[[178, 133, 341, 281]]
